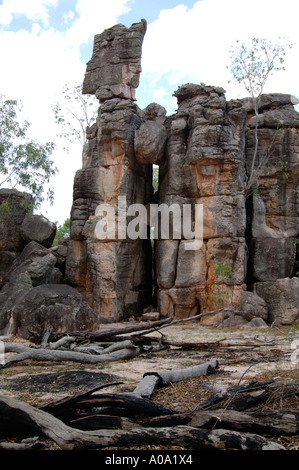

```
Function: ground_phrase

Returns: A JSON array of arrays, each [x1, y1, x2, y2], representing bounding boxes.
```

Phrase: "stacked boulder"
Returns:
[[0, 188, 100, 339]]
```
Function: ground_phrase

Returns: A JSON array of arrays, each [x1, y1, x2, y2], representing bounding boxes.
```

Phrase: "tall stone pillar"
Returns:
[[244, 94, 299, 324], [66, 20, 152, 322], [156, 84, 248, 320]]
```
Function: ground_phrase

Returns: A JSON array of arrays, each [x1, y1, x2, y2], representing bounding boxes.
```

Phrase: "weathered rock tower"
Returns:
[[66, 20, 299, 326]]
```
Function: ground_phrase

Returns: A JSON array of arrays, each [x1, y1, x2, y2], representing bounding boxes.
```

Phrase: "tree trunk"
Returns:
[[1, 342, 140, 367], [0, 395, 285, 450], [145, 409, 299, 436], [132, 359, 219, 399]]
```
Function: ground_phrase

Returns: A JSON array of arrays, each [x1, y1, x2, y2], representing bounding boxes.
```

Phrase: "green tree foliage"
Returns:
[[228, 37, 293, 191], [52, 82, 98, 153], [229, 37, 292, 98], [0, 96, 56, 209], [152, 165, 159, 193], [53, 217, 70, 245]]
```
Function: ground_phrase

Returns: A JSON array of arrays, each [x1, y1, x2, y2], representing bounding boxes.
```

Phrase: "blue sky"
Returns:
[[0, 0, 299, 224]]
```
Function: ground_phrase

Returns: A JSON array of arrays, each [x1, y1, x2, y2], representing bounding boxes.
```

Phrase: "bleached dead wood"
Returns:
[[48, 336, 76, 350], [40, 326, 53, 348], [0, 395, 285, 450], [132, 359, 219, 399], [0, 436, 53, 450], [0, 341, 140, 367]]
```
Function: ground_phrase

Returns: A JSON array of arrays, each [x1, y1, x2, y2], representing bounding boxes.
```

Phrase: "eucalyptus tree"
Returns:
[[0, 95, 56, 210], [228, 37, 293, 191]]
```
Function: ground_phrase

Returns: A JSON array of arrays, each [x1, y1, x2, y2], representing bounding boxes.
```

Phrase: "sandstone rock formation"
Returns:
[[243, 95, 299, 324], [0, 190, 100, 339], [66, 21, 299, 326], [83, 20, 147, 102], [2, 21, 297, 334], [66, 20, 152, 322], [156, 84, 248, 320]]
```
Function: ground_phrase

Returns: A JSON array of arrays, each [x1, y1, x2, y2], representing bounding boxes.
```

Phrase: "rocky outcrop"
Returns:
[[66, 21, 152, 322], [1, 22, 298, 331], [244, 94, 299, 281], [243, 95, 299, 324], [156, 84, 247, 320], [66, 22, 299, 326], [0, 190, 100, 339], [0, 238, 100, 339], [0, 189, 55, 284]]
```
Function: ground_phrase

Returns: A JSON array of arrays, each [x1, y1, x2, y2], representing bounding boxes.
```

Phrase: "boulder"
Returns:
[[246, 317, 269, 329], [0, 188, 33, 252], [83, 20, 147, 101], [135, 120, 167, 164], [237, 290, 269, 321], [254, 277, 299, 325], [135, 103, 167, 165], [20, 214, 56, 248], [3, 241, 57, 287], [7, 284, 100, 340], [221, 313, 248, 329], [0, 251, 17, 285]]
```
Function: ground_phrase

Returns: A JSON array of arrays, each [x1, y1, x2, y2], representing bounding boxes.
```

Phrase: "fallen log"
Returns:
[[51, 318, 173, 342], [144, 409, 299, 436], [49, 308, 241, 343], [1, 341, 140, 367], [0, 437, 53, 450], [74, 393, 176, 417], [158, 338, 274, 350], [48, 336, 76, 350], [40, 326, 53, 348], [0, 395, 285, 450], [133, 359, 219, 399], [39, 359, 219, 426]]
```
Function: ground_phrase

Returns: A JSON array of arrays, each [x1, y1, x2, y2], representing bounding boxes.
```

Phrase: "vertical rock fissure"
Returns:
[[244, 192, 254, 290]]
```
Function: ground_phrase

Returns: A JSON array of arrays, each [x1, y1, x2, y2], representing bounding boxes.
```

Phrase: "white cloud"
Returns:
[[0, 0, 132, 224], [152, 87, 167, 101], [65, 0, 131, 47], [0, 0, 58, 27], [63, 10, 75, 25], [1, 0, 299, 224], [141, 0, 299, 101]]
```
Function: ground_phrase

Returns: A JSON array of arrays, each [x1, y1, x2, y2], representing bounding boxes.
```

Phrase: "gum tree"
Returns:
[[228, 37, 293, 191], [0, 96, 56, 210], [52, 82, 98, 156]]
